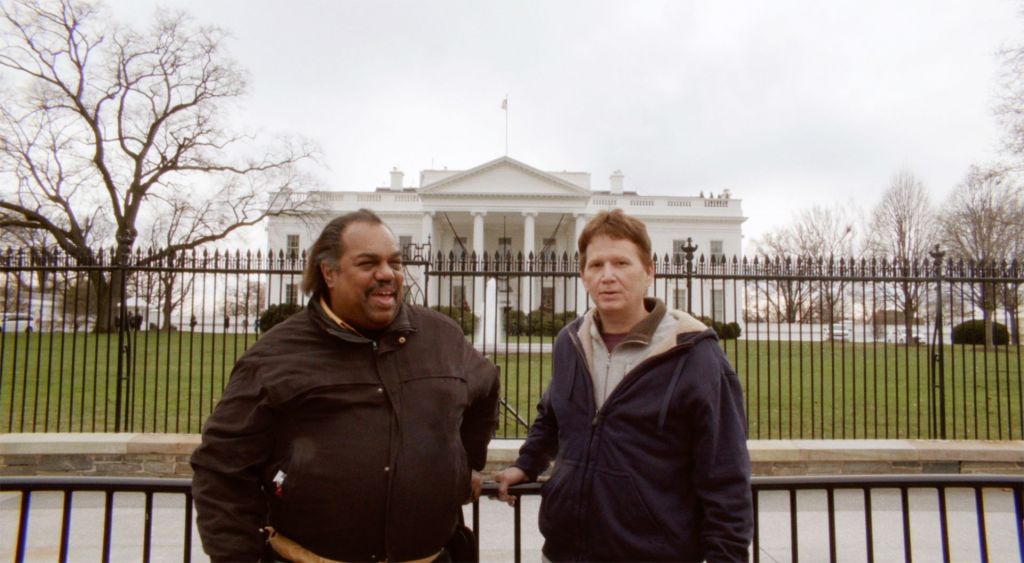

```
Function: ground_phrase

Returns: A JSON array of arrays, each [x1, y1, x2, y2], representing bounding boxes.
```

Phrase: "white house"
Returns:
[[266, 156, 746, 322]]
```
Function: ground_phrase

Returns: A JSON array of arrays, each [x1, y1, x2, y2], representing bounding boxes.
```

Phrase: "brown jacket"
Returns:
[[191, 300, 500, 562]]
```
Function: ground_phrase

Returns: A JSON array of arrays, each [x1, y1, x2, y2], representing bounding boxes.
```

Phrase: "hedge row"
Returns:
[[696, 316, 742, 340], [503, 310, 578, 337], [951, 320, 1009, 345]]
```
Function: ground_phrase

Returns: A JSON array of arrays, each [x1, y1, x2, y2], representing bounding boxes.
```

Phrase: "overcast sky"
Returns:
[[105, 0, 1020, 246]]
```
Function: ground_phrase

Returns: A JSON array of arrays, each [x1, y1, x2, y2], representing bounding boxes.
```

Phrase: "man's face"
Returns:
[[581, 234, 654, 322], [322, 222, 404, 331]]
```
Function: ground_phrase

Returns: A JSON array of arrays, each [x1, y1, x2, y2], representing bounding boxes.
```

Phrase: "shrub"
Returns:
[[258, 303, 303, 333], [503, 309, 577, 336], [697, 316, 741, 340], [531, 311, 577, 337], [951, 320, 1009, 345], [503, 309, 529, 335], [432, 306, 478, 335], [725, 322, 743, 339]]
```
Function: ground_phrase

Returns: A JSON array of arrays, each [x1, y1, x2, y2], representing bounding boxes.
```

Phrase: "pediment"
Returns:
[[419, 157, 591, 198]]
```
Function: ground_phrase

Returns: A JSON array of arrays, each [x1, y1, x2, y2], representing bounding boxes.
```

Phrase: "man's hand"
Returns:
[[492, 467, 527, 506], [465, 470, 483, 504]]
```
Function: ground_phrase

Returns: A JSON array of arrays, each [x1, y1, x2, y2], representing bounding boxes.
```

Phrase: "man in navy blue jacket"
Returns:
[[495, 209, 753, 562]]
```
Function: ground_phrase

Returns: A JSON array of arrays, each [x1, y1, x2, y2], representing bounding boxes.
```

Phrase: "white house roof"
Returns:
[[418, 156, 592, 198]]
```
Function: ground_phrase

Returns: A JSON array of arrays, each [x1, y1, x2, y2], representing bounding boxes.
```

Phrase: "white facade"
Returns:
[[266, 156, 746, 320]]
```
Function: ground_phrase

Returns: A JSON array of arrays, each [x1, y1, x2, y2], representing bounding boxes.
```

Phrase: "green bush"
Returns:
[[697, 316, 741, 340], [258, 303, 303, 333], [951, 320, 1009, 345], [503, 309, 577, 336], [432, 306, 478, 336], [503, 309, 529, 335], [532, 311, 577, 337], [725, 322, 743, 339]]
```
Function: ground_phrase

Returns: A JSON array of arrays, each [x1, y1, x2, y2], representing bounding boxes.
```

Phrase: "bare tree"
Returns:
[[939, 164, 1024, 346], [134, 196, 198, 330], [1, 229, 55, 312], [997, 29, 1024, 159], [752, 233, 815, 322], [0, 0, 316, 330], [866, 169, 935, 343], [753, 204, 859, 323], [222, 279, 266, 320]]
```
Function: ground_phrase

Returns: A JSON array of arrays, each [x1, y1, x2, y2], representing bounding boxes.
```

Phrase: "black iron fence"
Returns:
[[1, 246, 1021, 439], [2, 474, 1021, 562]]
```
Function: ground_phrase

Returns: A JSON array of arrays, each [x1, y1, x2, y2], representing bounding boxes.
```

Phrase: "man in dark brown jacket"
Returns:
[[191, 209, 500, 562]]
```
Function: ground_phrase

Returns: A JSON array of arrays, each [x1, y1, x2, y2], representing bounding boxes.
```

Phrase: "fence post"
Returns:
[[423, 242, 431, 308], [929, 245, 946, 439], [112, 230, 136, 433], [682, 238, 698, 313]]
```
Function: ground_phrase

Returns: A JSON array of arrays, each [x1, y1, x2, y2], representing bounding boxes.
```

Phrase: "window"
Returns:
[[285, 283, 299, 305], [672, 239, 688, 265], [673, 288, 688, 311], [542, 237, 557, 260], [286, 235, 300, 260], [541, 287, 555, 311], [399, 235, 412, 258], [711, 289, 725, 321], [452, 285, 467, 309], [710, 240, 725, 262]]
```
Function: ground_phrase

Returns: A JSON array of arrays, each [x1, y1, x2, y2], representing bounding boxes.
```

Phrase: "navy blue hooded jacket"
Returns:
[[513, 310, 753, 562]]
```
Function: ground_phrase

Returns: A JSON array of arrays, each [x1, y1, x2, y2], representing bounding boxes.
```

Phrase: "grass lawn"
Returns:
[[721, 339, 1022, 440], [1, 330, 257, 434], [2, 332, 1020, 440]]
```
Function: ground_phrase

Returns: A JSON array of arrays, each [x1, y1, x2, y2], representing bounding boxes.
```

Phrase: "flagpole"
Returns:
[[504, 95, 509, 156]]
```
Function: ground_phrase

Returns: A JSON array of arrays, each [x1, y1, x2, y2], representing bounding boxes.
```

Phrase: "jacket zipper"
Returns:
[[372, 336, 397, 562], [567, 330, 599, 557], [567, 323, 702, 557], [599, 339, 696, 416]]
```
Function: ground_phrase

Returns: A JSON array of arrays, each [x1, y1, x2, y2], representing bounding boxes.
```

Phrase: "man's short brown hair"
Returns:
[[301, 209, 386, 299], [577, 209, 653, 270]]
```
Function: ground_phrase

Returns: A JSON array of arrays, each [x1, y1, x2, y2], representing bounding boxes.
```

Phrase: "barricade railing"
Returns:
[[2, 474, 1021, 562]]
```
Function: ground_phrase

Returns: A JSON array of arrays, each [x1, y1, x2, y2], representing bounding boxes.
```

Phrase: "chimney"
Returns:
[[609, 170, 624, 195], [390, 167, 404, 190]]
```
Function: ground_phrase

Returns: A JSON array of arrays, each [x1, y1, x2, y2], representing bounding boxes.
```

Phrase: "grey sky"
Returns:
[[105, 0, 1020, 246]]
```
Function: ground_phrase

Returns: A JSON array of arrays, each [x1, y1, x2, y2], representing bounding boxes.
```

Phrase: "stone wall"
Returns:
[[2, 434, 1023, 478]]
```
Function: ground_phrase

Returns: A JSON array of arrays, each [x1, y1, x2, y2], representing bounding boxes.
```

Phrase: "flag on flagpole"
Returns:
[[501, 97, 507, 111]]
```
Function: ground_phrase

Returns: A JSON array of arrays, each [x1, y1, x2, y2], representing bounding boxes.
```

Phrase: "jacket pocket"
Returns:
[[587, 468, 670, 560], [538, 460, 578, 541]]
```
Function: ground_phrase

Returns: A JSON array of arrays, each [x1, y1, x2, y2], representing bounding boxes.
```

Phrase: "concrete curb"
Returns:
[[2, 434, 1023, 477]]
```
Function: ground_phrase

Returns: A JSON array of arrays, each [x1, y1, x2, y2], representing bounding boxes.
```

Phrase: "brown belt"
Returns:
[[264, 527, 441, 563]]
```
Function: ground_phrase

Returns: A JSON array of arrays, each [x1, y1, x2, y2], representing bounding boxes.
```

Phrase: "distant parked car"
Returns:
[[829, 323, 850, 341], [892, 326, 923, 345], [1, 314, 34, 333]]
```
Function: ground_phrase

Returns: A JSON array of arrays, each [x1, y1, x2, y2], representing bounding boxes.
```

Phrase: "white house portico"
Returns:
[[267, 156, 746, 320]]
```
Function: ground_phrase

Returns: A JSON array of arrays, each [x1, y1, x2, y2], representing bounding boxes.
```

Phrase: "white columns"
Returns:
[[522, 211, 536, 260], [471, 211, 486, 318], [574, 213, 589, 314], [472, 211, 486, 258], [420, 212, 439, 307], [573, 213, 587, 254], [420, 212, 434, 252], [522, 211, 537, 311]]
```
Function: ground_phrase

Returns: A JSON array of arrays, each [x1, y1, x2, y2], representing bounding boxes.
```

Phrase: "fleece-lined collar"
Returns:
[[579, 298, 713, 371], [594, 297, 666, 345], [308, 296, 415, 344]]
